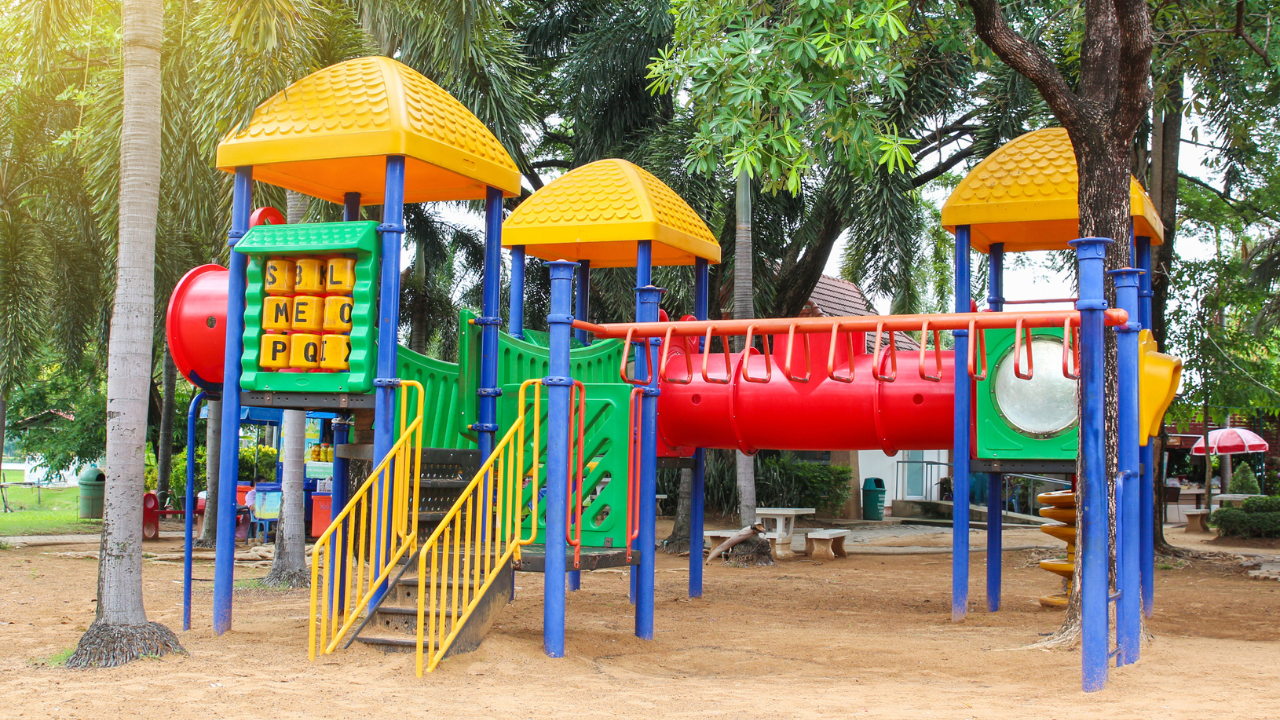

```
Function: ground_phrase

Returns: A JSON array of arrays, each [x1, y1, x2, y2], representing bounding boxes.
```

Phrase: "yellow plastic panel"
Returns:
[[294, 259, 326, 294], [260, 334, 292, 370], [323, 296, 354, 333], [263, 296, 293, 332], [290, 333, 322, 369], [265, 258, 295, 295], [326, 257, 356, 295], [320, 334, 351, 371], [216, 57, 521, 203], [292, 296, 324, 332], [503, 159, 720, 267], [1138, 330, 1182, 446], [941, 128, 1164, 253]]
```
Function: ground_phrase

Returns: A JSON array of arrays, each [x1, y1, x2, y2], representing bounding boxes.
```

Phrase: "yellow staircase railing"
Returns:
[[309, 380, 425, 659], [414, 379, 543, 675]]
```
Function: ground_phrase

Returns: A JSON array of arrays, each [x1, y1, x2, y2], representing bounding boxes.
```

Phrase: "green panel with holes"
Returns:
[[975, 327, 1079, 461]]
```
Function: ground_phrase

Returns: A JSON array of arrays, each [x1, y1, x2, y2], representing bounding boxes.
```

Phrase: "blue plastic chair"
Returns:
[[250, 490, 282, 543]]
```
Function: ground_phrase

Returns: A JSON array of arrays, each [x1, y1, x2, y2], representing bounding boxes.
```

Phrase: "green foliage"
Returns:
[[1209, 508, 1280, 539], [1242, 495, 1280, 513], [239, 445, 278, 483], [169, 445, 208, 504], [650, 0, 911, 192], [658, 450, 851, 517], [1229, 463, 1261, 495], [7, 350, 107, 474]]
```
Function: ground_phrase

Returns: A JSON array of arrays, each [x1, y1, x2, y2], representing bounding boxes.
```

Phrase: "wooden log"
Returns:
[[705, 524, 765, 564]]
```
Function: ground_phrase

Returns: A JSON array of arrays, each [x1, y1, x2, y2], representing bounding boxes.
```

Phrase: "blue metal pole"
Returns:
[[951, 225, 971, 621], [632, 280, 655, 638], [1135, 236, 1155, 618], [372, 157, 406, 605], [690, 257, 709, 598], [213, 166, 252, 635], [343, 192, 361, 222], [544, 260, 578, 658], [330, 419, 350, 614], [986, 243, 1004, 613], [630, 243, 654, 606], [509, 245, 526, 340], [575, 260, 592, 347], [1112, 268, 1142, 666], [477, 188, 504, 461], [1071, 237, 1112, 693], [184, 391, 207, 632]]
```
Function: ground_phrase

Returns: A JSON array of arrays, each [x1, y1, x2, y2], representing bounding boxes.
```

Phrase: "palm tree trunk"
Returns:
[[156, 346, 177, 506], [264, 192, 313, 587], [69, 0, 182, 668], [198, 397, 221, 547], [0, 392, 7, 483], [265, 410, 309, 587], [734, 170, 757, 525]]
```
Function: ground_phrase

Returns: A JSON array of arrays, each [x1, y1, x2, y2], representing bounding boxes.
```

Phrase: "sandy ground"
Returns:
[[2, 522, 1278, 720]]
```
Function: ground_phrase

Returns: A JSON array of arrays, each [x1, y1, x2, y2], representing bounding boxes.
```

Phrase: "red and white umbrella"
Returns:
[[1190, 427, 1269, 456]]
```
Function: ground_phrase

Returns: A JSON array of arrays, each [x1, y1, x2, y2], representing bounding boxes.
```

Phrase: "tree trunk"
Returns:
[[197, 397, 221, 548], [156, 346, 177, 506], [265, 410, 309, 588], [1149, 79, 1182, 349], [286, 190, 308, 225], [0, 392, 7, 483], [662, 467, 693, 553], [409, 239, 428, 355], [68, 0, 182, 668], [734, 170, 757, 525]]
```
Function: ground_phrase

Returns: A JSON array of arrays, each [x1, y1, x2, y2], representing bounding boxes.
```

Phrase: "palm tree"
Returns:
[[733, 170, 756, 525], [68, 0, 184, 667]]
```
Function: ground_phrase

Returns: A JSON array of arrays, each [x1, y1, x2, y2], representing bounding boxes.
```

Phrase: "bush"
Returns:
[[1229, 463, 1261, 495], [238, 445, 279, 482], [656, 449, 852, 517], [1210, 507, 1280, 538], [1242, 495, 1280, 513], [169, 446, 208, 503]]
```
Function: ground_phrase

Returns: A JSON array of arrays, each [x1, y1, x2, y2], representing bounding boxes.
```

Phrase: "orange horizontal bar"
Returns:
[[572, 309, 1128, 340]]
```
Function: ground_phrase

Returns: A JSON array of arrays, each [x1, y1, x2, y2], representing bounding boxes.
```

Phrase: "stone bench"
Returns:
[[1184, 509, 1211, 534], [804, 529, 851, 560]]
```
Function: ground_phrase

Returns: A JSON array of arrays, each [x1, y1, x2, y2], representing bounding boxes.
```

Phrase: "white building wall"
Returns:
[[855, 449, 950, 505]]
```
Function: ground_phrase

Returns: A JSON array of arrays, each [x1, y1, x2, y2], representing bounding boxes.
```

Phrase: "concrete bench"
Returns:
[[703, 529, 738, 555], [1185, 509, 1211, 534], [804, 529, 851, 560], [763, 532, 798, 560]]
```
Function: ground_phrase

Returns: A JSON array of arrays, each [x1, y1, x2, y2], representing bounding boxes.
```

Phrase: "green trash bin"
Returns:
[[78, 466, 106, 519], [862, 477, 886, 521]]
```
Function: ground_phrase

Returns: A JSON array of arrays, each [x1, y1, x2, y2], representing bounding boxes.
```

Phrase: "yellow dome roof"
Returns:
[[215, 56, 520, 204], [503, 159, 720, 267], [941, 128, 1163, 253]]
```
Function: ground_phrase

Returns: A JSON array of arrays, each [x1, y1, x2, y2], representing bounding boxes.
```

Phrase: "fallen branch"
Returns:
[[705, 524, 765, 564]]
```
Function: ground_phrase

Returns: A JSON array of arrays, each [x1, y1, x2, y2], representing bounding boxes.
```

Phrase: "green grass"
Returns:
[[30, 647, 76, 667], [0, 486, 102, 537], [2, 468, 24, 482]]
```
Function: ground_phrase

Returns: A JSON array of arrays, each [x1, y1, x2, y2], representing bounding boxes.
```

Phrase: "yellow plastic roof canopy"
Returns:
[[503, 159, 720, 268], [941, 128, 1163, 253], [216, 56, 521, 204]]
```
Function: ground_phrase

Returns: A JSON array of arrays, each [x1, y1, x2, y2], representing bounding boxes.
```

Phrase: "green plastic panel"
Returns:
[[396, 346, 475, 450], [975, 327, 1079, 461], [495, 381, 631, 549], [239, 221, 380, 394], [455, 308, 627, 443]]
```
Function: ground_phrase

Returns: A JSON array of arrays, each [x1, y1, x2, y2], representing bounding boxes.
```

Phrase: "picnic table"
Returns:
[[756, 508, 815, 559]]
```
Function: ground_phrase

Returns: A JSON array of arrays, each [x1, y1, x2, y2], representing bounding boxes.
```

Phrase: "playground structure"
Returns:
[[165, 58, 1182, 692]]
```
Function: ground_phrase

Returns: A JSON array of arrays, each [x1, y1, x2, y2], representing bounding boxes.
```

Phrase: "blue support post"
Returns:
[[330, 419, 350, 613], [343, 192, 361, 222], [635, 282, 662, 640], [477, 187, 504, 461], [1070, 237, 1112, 693], [371, 157, 405, 604], [986, 242, 1004, 613], [631, 243, 654, 606], [690, 257, 709, 598], [213, 167, 252, 635], [509, 245, 526, 339], [951, 225, 971, 621], [183, 391, 207, 632], [544, 260, 578, 658], [1135, 236, 1155, 618], [1112, 268, 1142, 666]]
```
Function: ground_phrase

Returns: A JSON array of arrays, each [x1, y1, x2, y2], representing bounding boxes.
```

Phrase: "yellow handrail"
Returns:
[[414, 379, 543, 675], [308, 380, 425, 660]]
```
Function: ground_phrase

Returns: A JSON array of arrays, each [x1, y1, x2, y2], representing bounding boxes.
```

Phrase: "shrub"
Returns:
[[1242, 495, 1280, 513], [169, 446, 208, 503], [656, 449, 852, 516], [1229, 463, 1261, 495], [239, 445, 279, 482], [1210, 507, 1280, 538]]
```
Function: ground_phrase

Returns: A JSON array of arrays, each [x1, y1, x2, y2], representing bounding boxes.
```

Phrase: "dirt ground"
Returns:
[[2, 523, 1278, 720]]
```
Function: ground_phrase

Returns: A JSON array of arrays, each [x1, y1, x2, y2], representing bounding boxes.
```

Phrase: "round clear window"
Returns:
[[993, 337, 1078, 436]]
